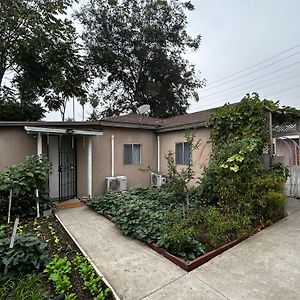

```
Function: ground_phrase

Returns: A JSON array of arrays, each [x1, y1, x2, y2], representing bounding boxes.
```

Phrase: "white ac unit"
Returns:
[[151, 172, 167, 187], [105, 176, 127, 192], [116, 176, 127, 192]]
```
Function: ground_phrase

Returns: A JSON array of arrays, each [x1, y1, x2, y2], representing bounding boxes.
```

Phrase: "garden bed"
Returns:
[[1, 216, 114, 300], [148, 237, 244, 271]]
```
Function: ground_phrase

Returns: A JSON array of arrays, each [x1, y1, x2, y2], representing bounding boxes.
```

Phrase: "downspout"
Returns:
[[157, 135, 160, 172], [111, 135, 115, 177], [87, 137, 93, 198], [37, 132, 42, 156]]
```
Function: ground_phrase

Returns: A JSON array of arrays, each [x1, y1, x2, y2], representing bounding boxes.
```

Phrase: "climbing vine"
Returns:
[[198, 93, 289, 225]]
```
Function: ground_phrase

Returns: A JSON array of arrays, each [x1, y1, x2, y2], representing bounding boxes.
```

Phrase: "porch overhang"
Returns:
[[24, 126, 103, 136]]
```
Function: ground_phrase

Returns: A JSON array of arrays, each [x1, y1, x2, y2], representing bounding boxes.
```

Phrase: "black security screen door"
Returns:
[[59, 135, 77, 201]]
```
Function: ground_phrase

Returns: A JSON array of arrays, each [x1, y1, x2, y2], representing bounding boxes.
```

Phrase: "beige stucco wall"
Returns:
[[159, 127, 212, 185], [0, 125, 212, 197], [77, 127, 157, 196], [0, 127, 37, 172]]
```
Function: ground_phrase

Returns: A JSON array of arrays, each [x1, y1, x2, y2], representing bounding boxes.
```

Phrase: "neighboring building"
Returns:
[[0, 110, 213, 201]]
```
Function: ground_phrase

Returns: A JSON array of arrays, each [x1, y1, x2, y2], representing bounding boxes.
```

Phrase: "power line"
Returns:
[[197, 68, 300, 101], [203, 50, 300, 91], [198, 61, 300, 99], [206, 42, 300, 86], [265, 84, 300, 97], [192, 81, 300, 112]]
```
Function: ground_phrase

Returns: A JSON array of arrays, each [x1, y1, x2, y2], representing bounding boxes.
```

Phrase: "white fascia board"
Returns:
[[24, 126, 103, 136]]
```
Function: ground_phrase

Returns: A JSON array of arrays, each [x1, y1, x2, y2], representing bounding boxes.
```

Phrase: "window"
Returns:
[[124, 144, 141, 165], [175, 142, 191, 165]]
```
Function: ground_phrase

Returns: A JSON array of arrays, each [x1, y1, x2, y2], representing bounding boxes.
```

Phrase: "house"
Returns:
[[0, 110, 213, 201]]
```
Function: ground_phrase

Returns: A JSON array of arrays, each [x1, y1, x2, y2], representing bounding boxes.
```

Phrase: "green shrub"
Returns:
[[199, 137, 262, 206], [0, 155, 51, 218], [114, 193, 166, 243], [88, 190, 123, 218], [158, 211, 205, 261], [0, 234, 49, 276], [204, 207, 249, 248], [0, 273, 49, 300], [248, 173, 287, 223]]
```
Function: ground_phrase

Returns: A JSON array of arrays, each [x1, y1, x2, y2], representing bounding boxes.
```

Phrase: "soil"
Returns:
[[8, 215, 114, 300]]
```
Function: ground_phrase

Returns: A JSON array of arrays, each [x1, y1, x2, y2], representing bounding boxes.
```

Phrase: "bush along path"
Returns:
[[0, 216, 113, 300], [88, 93, 293, 265]]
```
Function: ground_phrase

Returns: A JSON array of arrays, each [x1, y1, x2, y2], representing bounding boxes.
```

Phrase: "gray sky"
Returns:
[[187, 0, 300, 112], [45, 0, 300, 120]]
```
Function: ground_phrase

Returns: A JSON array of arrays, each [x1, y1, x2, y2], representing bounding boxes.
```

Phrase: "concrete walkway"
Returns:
[[56, 198, 300, 300]]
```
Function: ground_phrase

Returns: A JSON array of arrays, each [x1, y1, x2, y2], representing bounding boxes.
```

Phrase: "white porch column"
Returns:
[[87, 137, 93, 198], [37, 132, 42, 155]]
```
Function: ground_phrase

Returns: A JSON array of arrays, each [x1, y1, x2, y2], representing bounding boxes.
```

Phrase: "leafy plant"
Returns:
[[87, 190, 123, 218], [164, 131, 202, 217], [44, 255, 73, 296], [0, 234, 49, 276], [159, 211, 205, 261], [0, 155, 51, 218], [73, 254, 110, 299], [114, 193, 166, 243]]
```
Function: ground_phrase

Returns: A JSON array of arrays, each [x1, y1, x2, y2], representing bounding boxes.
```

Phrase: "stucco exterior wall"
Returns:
[[159, 127, 212, 185], [0, 127, 37, 172], [77, 127, 157, 196]]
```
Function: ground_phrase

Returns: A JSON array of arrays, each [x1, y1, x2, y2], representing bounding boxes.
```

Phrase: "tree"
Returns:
[[77, 0, 204, 118], [0, 0, 87, 121]]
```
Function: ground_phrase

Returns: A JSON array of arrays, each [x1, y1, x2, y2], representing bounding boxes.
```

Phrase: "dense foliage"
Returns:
[[89, 93, 290, 261], [0, 0, 86, 121], [0, 234, 49, 276], [158, 211, 205, 261], [88, 187, 172, 243], [0, 155, 51, 219], [77, 0, 204, 118]]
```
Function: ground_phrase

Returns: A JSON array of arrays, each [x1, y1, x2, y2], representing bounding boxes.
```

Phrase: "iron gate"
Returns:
[[59, 135, 77, 201]]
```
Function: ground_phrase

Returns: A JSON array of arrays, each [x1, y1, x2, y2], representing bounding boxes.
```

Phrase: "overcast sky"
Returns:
[[45, 0, 300, 120]]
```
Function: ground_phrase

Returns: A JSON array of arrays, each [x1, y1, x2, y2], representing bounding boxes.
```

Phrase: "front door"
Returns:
[[59, 135, 77, 201]]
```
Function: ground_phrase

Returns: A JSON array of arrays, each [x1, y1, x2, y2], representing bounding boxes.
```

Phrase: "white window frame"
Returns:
[[175, 142, 192, 165], [123, 143, 142, 165]]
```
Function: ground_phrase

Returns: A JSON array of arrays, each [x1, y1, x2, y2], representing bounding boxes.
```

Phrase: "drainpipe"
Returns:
[[157, 135, 160, 172], [87, 137, 93, 198], [111, 135, 115, 177], [37, 132, 42, 156]]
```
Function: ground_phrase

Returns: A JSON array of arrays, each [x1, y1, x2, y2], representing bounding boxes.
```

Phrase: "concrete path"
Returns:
[[56, 198, 300, 300]]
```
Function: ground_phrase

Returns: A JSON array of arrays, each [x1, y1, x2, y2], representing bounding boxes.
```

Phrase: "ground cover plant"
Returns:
[[0, 216, 113, 300], [88, 93, 292, 262]]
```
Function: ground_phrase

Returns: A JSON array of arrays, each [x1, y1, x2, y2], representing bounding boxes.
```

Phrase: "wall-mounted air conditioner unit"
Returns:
[[151, 172, 167, 187], [116, 176, 127, 192], [105, 176, 127, 192]]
